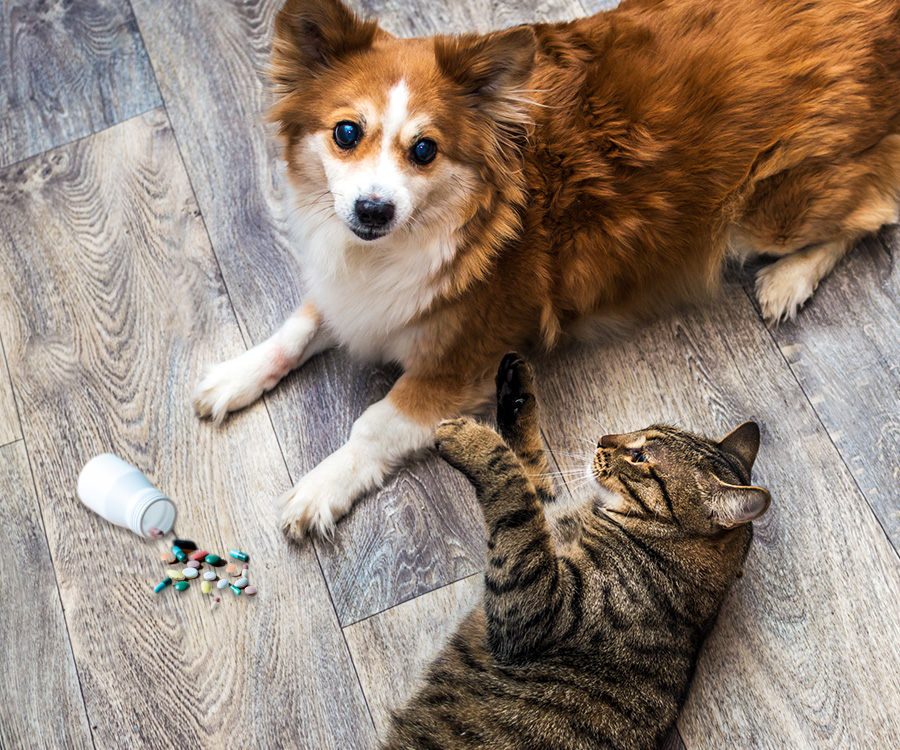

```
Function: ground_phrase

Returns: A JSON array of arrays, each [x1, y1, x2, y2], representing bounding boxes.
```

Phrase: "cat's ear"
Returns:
[[707, 475, 771, 527], [718, 421, 761, 474]]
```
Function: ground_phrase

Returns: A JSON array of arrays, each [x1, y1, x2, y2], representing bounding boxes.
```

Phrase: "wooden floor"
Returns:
[[2, 0, 899, 748]]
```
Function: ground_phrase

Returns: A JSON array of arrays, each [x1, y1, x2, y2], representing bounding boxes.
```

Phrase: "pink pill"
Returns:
[[244, 586, 257, 596], [186, 560, 201, 569], [188, 550, 209, 562]]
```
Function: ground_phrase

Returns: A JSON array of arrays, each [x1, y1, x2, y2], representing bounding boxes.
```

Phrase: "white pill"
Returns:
[[217, 579, 229, 589], [234, 577, 248, 589], [203, 572, 217, 581], [182, 568, 198, 579]]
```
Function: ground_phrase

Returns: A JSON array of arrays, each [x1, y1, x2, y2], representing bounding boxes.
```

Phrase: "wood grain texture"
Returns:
[[344, 574, 483, 735], [130, 0, 589, 626], [532, 290, 900, 747], [0, 0, 161, 168], [0, 334, 21, 445], [761, 229, 900, 553], [0, 111, 375, 750], [0, 440, 93, 749]]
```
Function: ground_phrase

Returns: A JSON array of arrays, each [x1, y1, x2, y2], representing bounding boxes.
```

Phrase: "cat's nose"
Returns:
[[599, 434, 620, 448]]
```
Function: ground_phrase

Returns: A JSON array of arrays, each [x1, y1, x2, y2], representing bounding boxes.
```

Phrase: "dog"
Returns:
[[194, 0, 900, 539]]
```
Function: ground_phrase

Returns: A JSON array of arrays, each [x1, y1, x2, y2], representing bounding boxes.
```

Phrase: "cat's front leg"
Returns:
[[193, 302, 334, 423]]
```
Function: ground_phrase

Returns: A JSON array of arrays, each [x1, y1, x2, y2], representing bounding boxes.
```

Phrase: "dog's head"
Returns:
[[270, 0, 536, 244]]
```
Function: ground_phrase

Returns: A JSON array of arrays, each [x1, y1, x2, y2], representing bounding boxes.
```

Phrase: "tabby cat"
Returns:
[[382, 354, 772, 750]]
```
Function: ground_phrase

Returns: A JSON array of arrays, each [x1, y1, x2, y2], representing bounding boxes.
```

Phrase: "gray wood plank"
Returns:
[[0, 440, 93, 750], [761, 229, 900, 553], [0, 333, 20, 445], [533, 291, 900, 747], [130, 0, 587, 626], [0, 110, 375, 750], [0, 0, 161, 168], [344, 574, 483, 736]]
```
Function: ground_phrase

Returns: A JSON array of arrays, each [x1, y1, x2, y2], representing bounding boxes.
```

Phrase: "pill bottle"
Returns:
[[77, 454, 176, 538]]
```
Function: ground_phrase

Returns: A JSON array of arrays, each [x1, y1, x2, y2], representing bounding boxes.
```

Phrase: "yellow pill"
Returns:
[[201, 580, 212, 594], [166, 569, 186, 581]]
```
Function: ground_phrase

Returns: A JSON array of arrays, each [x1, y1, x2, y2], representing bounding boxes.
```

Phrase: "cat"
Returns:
[[382, 354, 771, 750]]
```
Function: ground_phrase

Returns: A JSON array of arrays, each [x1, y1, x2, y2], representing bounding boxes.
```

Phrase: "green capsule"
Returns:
[[172, 546, 188, 563], [229, 549, 249, 563], [229, 584, 242, 596], [174, 581, 190, 592], [204, 554, 225, 566], [154, 577, 173, 593]]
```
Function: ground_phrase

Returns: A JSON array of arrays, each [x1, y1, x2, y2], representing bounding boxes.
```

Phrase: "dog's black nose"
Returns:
[[355, 198, 395, 228]]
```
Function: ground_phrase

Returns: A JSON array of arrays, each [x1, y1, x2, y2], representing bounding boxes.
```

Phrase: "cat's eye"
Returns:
[[411, 138, 437, 165], [334, 121, 361, 149], [625, 448, 647, 463]]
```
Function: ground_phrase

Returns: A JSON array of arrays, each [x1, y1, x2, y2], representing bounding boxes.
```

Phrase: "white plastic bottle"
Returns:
[[76, 454, 176, 538]]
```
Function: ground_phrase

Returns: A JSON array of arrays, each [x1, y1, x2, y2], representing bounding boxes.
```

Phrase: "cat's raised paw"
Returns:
[[496, 353, 535, 431]]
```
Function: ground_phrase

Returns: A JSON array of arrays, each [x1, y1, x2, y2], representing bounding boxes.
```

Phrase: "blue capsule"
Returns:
[[229, 549, 249, 563], [154, 577, 173, 593], [171, 545, 188, 563]]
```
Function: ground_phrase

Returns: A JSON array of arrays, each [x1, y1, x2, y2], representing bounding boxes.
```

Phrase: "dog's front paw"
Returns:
[[279, 461, 355, 541], [755, 256, 819, 325], [193, 350, 280, 424], [495, 353, 535, 432]]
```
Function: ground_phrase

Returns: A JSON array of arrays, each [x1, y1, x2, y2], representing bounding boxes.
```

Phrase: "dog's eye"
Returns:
[[334, 121, 361, 149], [626, 448, 647, 463], [411, 138, 437, 165]]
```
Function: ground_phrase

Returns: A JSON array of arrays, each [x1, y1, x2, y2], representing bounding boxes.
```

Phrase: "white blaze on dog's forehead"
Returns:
[[382, 79, 410, 147]]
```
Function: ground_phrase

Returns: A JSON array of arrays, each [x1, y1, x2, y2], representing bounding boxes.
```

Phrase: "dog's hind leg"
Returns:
[[193, 302, 334, 423]]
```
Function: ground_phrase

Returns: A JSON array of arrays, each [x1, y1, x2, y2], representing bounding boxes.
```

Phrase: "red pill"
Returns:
[[188, 550, 209, 562]]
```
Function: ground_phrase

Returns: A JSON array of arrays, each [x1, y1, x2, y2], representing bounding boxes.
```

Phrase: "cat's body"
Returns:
[[383, 356, 771, 750]]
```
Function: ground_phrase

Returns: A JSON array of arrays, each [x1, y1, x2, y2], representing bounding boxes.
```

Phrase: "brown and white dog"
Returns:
[[194, 0, 900, 539]]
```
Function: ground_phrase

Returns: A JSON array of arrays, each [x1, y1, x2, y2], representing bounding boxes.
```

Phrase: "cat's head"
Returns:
[[591, 421, 771, 535]]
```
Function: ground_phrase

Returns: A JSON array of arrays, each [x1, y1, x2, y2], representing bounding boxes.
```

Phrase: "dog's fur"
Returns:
[[194, 0, 900, 539]]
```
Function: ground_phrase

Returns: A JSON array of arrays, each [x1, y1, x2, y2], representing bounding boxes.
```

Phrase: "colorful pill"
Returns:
[[172, 546, 188, 563], [244, 586, 257, 596], [229, 549, 249, 563], [201, 580, 212, 594], [202, 572, 216, 581], [225, 564, 238, 575], [186, 560, 200, 569], [160, 552, 176, 564], [174, 581, 190, 591], [148, 527, 165, 539], [217, 579, 229, 590], [204, 554, 225, 566], [173, 538, 198, 551], [241, 564, 249, 577], [234, 577, 248, 589], [188, 550, 209, 562], [230, 584, 242, 595], [210, 596, 220, 611], [154, 578, 173, 593], [166, 569, 185, 581], [182, 568, 198, 579]]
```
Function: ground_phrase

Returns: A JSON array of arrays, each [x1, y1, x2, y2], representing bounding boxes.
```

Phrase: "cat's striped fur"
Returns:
[[382, 354, 771, 750]]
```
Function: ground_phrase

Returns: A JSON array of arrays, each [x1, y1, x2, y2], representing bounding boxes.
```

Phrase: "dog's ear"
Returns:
[[272, 0, 379, 85], [434, 26, 536, 107]]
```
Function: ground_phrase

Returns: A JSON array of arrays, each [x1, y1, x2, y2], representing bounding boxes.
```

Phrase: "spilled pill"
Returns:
[[160, 552, 176, 564], [172, 546, 188, 563], [154, 578, 172, 593], [186, 560, 200, 569], [182, 568, 199, 579], [225, 564, 238, 575], [244, 586, 257, 596], [230, 584, 242, 595], [173, 538, 198, 551], [203, 572, 216, 581], [188, 550, 209, 562], [201, 580, 212, 594], [217, 579, 229, 590], [210, 596, 220, 611], [148, 527, 165, 539], [204, 554, 225, 566], [175, 581, 190, 592], [229, 549, 249, 563], [166, 569, 185, 581], [234, 577, 248, 589]]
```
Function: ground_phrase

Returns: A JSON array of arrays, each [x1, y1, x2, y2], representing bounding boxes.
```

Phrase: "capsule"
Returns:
[[148, 527, 165, 539], [172, 546, 188, 563], [204, 554, 225, 566], [210, 596, 220, 611], [229, 549, 249, 563], [174, 581, 190, 592], [172, 538, 198, 551], [201, 580, 212, 594], [230, 584, 242, 596], [154, 577, 173, 593], [166, 569, 185, 581]]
